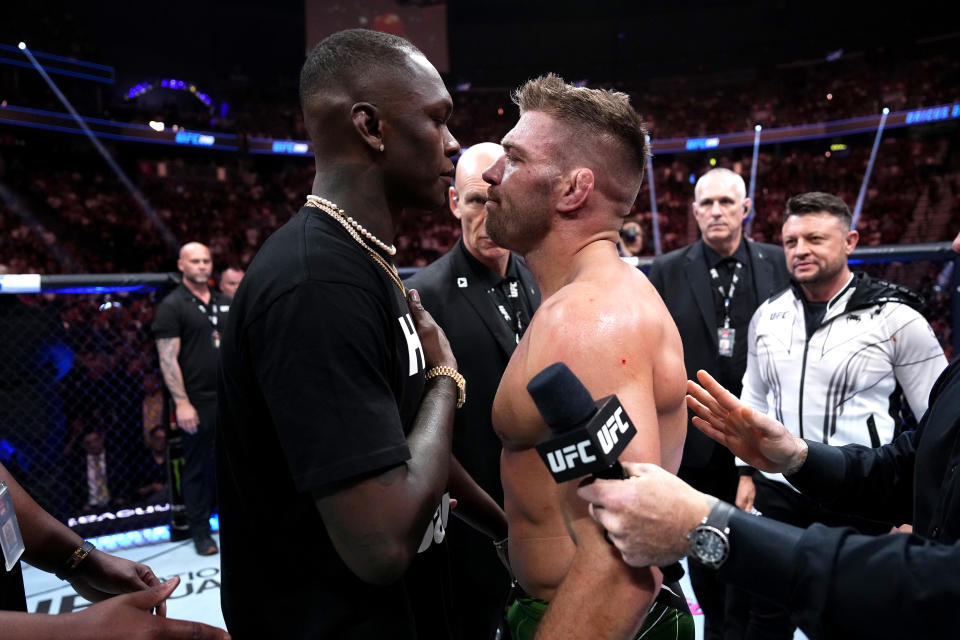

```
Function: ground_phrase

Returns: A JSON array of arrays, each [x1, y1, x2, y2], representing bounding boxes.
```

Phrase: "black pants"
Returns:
[[745, 475, 892, 640], [181, 398, 217, 538], [679, 455, 749, 640]]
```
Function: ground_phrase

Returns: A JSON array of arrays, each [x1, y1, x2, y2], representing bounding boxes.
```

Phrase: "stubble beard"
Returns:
[[792, 256, 845, 285]]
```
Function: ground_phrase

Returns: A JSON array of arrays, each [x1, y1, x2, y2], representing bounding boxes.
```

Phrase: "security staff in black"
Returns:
[[216, 30, 463, 639], [153, 242, 229, 556], [648, 168, 788, 640]]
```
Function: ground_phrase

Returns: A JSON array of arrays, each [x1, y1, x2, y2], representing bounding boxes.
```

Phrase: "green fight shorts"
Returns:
[[506, 595, 695, 640]]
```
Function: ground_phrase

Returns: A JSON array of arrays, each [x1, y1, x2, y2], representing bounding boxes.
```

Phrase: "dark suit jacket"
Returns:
[[406, 240, 540, 503], [405, 240, 540, 639], [648, 239, 788, 470]]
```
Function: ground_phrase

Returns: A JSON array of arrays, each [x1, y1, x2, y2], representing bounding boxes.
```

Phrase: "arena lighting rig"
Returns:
[[1, 42, 114, 83], [13, 42, 179, 252]]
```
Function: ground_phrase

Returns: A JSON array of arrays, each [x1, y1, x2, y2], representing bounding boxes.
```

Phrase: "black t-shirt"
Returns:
[[0, 562, 26, 613], [217, 207, 449, 639], [151, 285, 231, 403]]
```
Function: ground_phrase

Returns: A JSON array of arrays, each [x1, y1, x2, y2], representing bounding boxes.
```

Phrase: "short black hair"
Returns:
[[299, 29, 423, 106], [785, 192, 853, 229]]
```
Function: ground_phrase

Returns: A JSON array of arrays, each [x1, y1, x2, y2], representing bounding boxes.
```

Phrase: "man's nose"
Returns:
[[483, 155, 504, 185], [444, 128, 460, 157]]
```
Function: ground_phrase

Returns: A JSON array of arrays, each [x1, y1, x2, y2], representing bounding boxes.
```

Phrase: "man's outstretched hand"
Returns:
[[73, 577, 229, 639], [686, 370, 807, 475]]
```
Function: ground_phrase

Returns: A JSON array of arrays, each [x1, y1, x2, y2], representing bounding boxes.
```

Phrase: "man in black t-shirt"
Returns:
[[152, 242, 229, 556], [216, 30, 465, 639]]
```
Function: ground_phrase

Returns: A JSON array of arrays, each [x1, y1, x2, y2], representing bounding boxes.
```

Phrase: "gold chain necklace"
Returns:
[[304, 196, 406, 295], [305, 195, 396, 255]]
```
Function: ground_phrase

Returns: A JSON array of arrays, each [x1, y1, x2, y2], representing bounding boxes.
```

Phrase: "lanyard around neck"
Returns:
[[708, 261, 743, 329]]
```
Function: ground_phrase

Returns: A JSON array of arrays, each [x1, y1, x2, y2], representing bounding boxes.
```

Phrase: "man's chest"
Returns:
[[492, 335, 547, 451]]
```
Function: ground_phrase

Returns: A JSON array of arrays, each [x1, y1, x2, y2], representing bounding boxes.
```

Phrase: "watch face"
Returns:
[[690, 526, 729, 568]]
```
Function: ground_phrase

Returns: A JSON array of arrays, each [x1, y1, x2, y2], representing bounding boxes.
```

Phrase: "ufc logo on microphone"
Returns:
[[597, 407, 630, 454], [545, 440, 596, 473]]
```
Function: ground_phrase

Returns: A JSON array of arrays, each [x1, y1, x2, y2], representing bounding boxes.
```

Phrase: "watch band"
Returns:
[[424, 365, 466, 409], [703, 499, 736, 530]]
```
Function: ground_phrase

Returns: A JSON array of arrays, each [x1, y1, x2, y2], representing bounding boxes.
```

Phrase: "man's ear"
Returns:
[[351, 102, 383, 152], [449, 186, 461, 218], [556, 168, 594, 214], [845, 229, 860, 255], [742, 197, 752, 220]]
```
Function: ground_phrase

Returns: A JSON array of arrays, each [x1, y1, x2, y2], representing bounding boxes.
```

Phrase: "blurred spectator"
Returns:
[[218, 266, 244, 299], [135, 425, 168, 505]]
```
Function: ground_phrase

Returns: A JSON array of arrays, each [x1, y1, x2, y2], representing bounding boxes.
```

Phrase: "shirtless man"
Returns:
[[483, 74, 693, 640]]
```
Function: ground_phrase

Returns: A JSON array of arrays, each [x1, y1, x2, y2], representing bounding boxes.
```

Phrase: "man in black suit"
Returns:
[[648, 167, 789, 640], [407, 142, 540, 639]]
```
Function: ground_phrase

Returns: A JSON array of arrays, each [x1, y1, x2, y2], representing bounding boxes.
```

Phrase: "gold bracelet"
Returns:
[[55, 541, 95, 580], [424, 366, 466, 409]]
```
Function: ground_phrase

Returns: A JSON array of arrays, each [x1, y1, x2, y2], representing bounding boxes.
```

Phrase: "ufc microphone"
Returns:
[[528, 362, 636, 483]]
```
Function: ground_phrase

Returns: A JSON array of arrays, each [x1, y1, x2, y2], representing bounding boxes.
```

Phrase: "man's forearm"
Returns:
[[401, 377, 458, 522], [1, 464, 82, 573], [0, 611, 74, 639], [156, 339, 189, 404], [535, 515, 658, 640], [448, 457, 507, 540]]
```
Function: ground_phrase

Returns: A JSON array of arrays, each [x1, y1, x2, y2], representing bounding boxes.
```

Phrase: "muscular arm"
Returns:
[[530, 280, 684, 638], [306, 288, 459, 585], [536, 481, 661, 639], [156, 337, 198, 432], [314, 376, 457, 585], [155, 337, 188, 405]]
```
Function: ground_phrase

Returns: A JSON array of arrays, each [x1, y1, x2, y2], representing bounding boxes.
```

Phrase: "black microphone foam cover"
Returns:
[[526, 362, 596, 433]]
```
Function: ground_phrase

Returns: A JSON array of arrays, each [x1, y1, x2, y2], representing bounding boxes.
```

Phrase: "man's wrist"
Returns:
[[424, 366, 466, 409], [784, 437, 809, 476], [55, 541, 96, 580]]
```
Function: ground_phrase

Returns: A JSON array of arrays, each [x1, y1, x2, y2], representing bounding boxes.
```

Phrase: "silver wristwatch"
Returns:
[[687, 501, 735, 569]]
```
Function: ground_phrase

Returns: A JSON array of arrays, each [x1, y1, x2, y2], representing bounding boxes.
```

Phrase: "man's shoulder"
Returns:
[[405, 248, 457, 292], [758, 283, 796, 310], [651, 242, 698, 270], [154, 286, 188, 321], [746, 239, 785, 258], [248, 212, 388, 298], [540, 274, 661, 338], [157, 285, 186, 306]]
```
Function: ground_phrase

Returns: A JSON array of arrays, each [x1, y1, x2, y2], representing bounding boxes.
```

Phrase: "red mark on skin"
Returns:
[[621, 359, 627, 365], [892, 336, 897, 342]]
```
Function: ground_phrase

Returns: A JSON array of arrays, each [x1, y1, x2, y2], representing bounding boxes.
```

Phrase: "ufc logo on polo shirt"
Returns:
[[398, 313, 425, 376]]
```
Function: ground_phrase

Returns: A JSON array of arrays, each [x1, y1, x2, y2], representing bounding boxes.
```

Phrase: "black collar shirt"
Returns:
[[702, 238, 758, 396]]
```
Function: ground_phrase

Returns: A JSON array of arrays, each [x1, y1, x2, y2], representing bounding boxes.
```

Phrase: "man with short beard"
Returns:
[[482, 74, 693, 640], [735, 191, 947, 639]]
